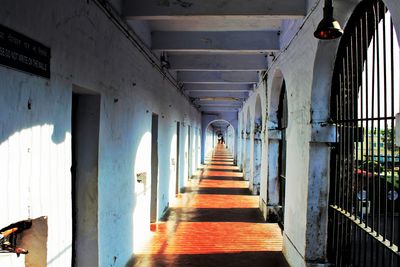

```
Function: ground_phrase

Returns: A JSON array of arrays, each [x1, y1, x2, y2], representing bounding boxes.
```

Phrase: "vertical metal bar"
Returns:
[[342, 55, 347, 214], [381, 0, 388, 243], [376, 0, 382, 236], [359, 15, 367, 265], [335, 94, 341, 264], [339, 71, 345, 265], [351, 29, 360, 263], [364, 9, 370, 264], [355, 19, 363, 265], [389, 17, 396, 254], [370, 3, 378, 262], [333, 93, 339, 264], [371, 21, 376, 241], [381, 5, 389, 267], [345, 46, 352, 264], [349, 42, 355, 263]]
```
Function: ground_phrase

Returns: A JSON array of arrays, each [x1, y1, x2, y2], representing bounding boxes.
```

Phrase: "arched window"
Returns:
[[329, 0, 400, 265]]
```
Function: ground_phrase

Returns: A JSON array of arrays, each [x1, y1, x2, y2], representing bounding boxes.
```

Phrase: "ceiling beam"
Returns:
[[188, 91, 249, 98], [168, 54, 268, 71], [178, 71, 259, 84], [197, 102, 243, 107], [200, 106, 240, 112], [124, 0, 306, 19], [152, 31, 279, 53], [194, 99, 243, 104], [184, 84, 252, 92]]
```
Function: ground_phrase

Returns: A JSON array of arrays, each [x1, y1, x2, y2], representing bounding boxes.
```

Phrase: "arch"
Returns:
[[205, 119, 235, 137], [305, 0, 367, 262], [254, 94, 262, 122], [266, 69, 288, 227], [328, 1, 400, 265], [200, 115, 238, 163], [239, 112, 247, 170], [311, 0, 399, 124], [252, 95, 263, 195], [269, 69, 285, 128], [204, 119, 236, 157], [306, 0, 400, 263], [243, 108, 252, 181]]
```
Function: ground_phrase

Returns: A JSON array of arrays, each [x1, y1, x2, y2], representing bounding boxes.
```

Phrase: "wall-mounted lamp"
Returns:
[[314, 0, 343, 40]]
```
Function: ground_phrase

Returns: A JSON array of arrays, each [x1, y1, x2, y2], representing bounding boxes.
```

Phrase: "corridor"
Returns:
[[129, 145, 288, 267], [1, 0, 400, 266]]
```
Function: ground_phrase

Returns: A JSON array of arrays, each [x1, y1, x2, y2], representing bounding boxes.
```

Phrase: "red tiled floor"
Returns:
[[128, 145, 289, 267], [198, 179, 248, 189], [206, 157, 233, 161], [198, 165, 240, 171], [205, 160, 235, 165], [201, 170, 243, 178], [204, 165, 240, 171]]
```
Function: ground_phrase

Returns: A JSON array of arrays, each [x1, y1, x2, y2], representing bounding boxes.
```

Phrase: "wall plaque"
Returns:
[[0, 24, 50, 78]]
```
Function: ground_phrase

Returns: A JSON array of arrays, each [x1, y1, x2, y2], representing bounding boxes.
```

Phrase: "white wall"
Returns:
[[0, 0, 201, 266]]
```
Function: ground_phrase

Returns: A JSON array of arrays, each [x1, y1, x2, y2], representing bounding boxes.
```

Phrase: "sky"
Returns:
[[358, 11, 400, 130]]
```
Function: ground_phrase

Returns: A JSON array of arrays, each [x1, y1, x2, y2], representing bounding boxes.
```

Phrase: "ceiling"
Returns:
[[122, 0, 306, 115]]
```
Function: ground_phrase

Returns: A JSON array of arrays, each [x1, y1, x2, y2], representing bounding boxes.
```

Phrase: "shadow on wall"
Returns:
[[132, 130, 173, 256], [0, 80, 74, 266], [0, 82, 70, 146]]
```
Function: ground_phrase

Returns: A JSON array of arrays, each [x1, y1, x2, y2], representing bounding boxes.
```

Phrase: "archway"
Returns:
[[304, 0, 400, 263], [277, 81, 287, 228], [267, 69, 287, 226], [205, 119, 236, 157], [240, 114, 246, 171], [252, 95, 263, 195], [244, 109, 252, 181], [327, 1, 400, 265]]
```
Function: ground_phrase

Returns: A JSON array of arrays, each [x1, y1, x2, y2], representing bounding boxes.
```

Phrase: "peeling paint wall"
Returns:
[[0, 0, 201, 266]]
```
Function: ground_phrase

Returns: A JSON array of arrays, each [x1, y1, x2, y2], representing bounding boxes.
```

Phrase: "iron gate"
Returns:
[[329, 0, 400, 266]]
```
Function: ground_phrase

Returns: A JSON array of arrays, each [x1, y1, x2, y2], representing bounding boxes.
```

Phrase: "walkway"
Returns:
[[129, 145, 289, 267]]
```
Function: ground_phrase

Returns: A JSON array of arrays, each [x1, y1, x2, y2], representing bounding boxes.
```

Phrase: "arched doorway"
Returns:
[[267, 70, 287, 225], [328, 1, 400, 265]]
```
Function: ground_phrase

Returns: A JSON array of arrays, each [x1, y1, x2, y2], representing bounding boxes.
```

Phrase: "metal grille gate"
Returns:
[[329, 0, 400, 266]]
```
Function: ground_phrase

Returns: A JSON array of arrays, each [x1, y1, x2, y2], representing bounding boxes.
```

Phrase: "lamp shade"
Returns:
[[314, 18, 343, 39], [314, 0, 343, 40]]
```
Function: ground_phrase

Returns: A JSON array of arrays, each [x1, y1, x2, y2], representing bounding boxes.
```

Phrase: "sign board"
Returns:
[[0, 24, 50, 78]]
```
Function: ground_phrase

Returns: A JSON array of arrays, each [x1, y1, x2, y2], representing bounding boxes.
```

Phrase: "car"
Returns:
[[357, 161, 384, 173]]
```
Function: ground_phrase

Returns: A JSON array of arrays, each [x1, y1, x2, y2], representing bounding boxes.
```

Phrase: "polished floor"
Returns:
[[129, 145, 289, 267]]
